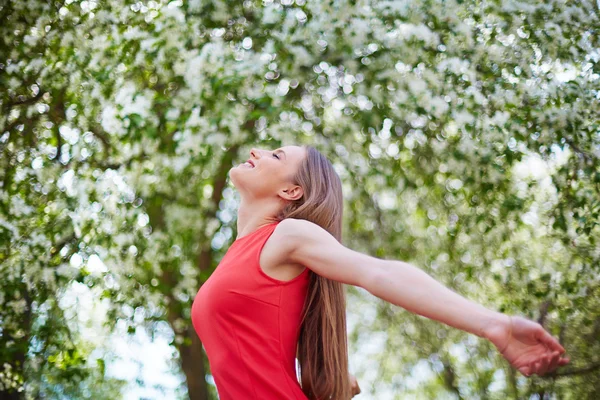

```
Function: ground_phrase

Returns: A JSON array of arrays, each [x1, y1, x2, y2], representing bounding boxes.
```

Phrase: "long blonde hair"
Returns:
[[275, 145, 351, 400]]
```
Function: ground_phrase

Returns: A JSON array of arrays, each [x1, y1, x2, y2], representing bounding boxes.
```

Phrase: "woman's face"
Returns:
[[230, 145, 306, 201]]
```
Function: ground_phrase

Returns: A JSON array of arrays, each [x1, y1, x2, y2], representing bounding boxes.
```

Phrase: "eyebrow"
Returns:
[[275, 149, 286, 160]]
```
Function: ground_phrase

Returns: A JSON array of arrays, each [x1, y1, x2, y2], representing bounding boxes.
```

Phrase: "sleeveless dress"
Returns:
[[191, 221, 311, 400]]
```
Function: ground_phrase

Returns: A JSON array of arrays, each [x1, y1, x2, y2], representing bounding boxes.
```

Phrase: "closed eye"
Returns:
[[273, 153, 280, 159]]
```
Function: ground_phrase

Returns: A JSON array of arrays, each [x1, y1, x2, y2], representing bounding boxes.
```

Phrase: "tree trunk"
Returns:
[[178, 324, 210, 400], [0, 286, 32, 400], [158, 142, 244, 399]]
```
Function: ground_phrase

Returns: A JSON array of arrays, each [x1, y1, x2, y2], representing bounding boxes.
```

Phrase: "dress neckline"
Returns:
[[231, 221, 279, 245]]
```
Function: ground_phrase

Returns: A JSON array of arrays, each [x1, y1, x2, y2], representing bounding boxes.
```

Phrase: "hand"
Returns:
[[483, 314, 570, 376], [349, 373, 361, 397]]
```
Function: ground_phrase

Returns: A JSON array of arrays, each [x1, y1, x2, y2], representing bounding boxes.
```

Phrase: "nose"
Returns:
[[250, 148, 261, 159]]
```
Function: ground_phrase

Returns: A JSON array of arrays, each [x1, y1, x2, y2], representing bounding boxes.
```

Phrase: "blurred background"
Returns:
[[1, 0, 599, 399]]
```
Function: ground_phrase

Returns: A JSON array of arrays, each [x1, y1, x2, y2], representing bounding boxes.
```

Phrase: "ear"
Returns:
[[280, 184, 303, 201]]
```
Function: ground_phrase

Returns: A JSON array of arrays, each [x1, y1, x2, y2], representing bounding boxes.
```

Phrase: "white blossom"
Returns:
[[101, 105, 126, 136]]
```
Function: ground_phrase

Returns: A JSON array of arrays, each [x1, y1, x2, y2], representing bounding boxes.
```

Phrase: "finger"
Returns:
[[535, 356, 548, 376], [558, 357, 570, 366], [520, 365, 531, 377], [524, 362, 537, 377], [545, 351, 560, 373], [551, 351, 563, 368], [538, 354, 551, 376], [532, 361, 541, 376], [537, 328, 565, 353]]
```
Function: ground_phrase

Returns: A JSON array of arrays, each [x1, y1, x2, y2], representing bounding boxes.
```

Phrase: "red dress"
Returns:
[[191, 221, 311, 400]]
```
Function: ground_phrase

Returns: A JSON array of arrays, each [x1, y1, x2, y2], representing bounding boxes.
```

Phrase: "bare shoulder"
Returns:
[[276, 217, 325, 237], [268, 218, 316, 263], [258, 218, 314, 261], [275, 218, 336, 249], [275, 218, 381, 288], [256, 219, 308, 281]]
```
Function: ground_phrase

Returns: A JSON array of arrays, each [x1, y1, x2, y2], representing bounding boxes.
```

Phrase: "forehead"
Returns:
[[279, 145, 304, 156]]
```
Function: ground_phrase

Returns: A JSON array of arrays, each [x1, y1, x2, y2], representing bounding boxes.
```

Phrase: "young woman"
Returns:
[[191, 145, 569, 400]]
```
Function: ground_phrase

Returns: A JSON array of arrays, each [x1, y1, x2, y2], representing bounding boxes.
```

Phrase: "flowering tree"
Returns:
[[1, 0, 598, 399]]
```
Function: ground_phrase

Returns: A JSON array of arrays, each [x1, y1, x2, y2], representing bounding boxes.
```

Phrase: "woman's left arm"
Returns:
[[371, 260, 570, 376], [280, 218, 570, 377]]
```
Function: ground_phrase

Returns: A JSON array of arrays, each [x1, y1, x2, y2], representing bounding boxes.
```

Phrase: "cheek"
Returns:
[[259, 167, 286, 189]]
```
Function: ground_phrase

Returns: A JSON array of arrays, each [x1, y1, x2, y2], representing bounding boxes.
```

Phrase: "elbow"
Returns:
[[363, 259, 388, 294]]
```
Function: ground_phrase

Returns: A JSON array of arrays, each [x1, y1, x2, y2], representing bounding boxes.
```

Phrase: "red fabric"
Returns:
[[191, 221, 311, 400]]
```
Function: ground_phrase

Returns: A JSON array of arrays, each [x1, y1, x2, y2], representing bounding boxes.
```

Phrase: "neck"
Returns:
[[236, 197, 282, 240]]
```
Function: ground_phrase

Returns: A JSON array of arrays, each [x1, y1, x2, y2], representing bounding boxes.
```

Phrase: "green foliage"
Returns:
[[1, 0, 599, 399]]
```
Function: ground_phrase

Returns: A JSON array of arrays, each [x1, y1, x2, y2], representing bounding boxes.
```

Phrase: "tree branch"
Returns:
[[537, 300, 551, 327], [544, 361, 600, 378], [563, 136, 595, 165], [9, 90, 46, 107]]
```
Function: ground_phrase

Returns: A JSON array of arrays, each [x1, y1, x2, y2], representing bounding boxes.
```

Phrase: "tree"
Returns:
[[1, 0, 598, 398]]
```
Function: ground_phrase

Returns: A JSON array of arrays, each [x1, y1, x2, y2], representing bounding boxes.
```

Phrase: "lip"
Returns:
[[245, 159, 255, 167]]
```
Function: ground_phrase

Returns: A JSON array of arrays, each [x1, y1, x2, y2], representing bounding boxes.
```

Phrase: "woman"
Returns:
[[191, 145, 569, 400]]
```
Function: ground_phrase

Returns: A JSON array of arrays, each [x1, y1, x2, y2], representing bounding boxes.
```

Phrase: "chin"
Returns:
[[228, 167, 242, 187]]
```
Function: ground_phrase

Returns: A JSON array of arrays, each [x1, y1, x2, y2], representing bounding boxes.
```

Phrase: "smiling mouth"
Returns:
[[241, 160, 255, 168]]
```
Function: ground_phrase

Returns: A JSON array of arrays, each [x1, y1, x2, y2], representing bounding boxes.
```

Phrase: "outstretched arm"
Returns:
[[371, 260, 570, 376], [372, 259, 503, 337], [280, 218, 570, 377]]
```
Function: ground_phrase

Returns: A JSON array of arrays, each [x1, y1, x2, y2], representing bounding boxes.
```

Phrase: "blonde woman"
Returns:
[[191, 145, 569, 400]]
